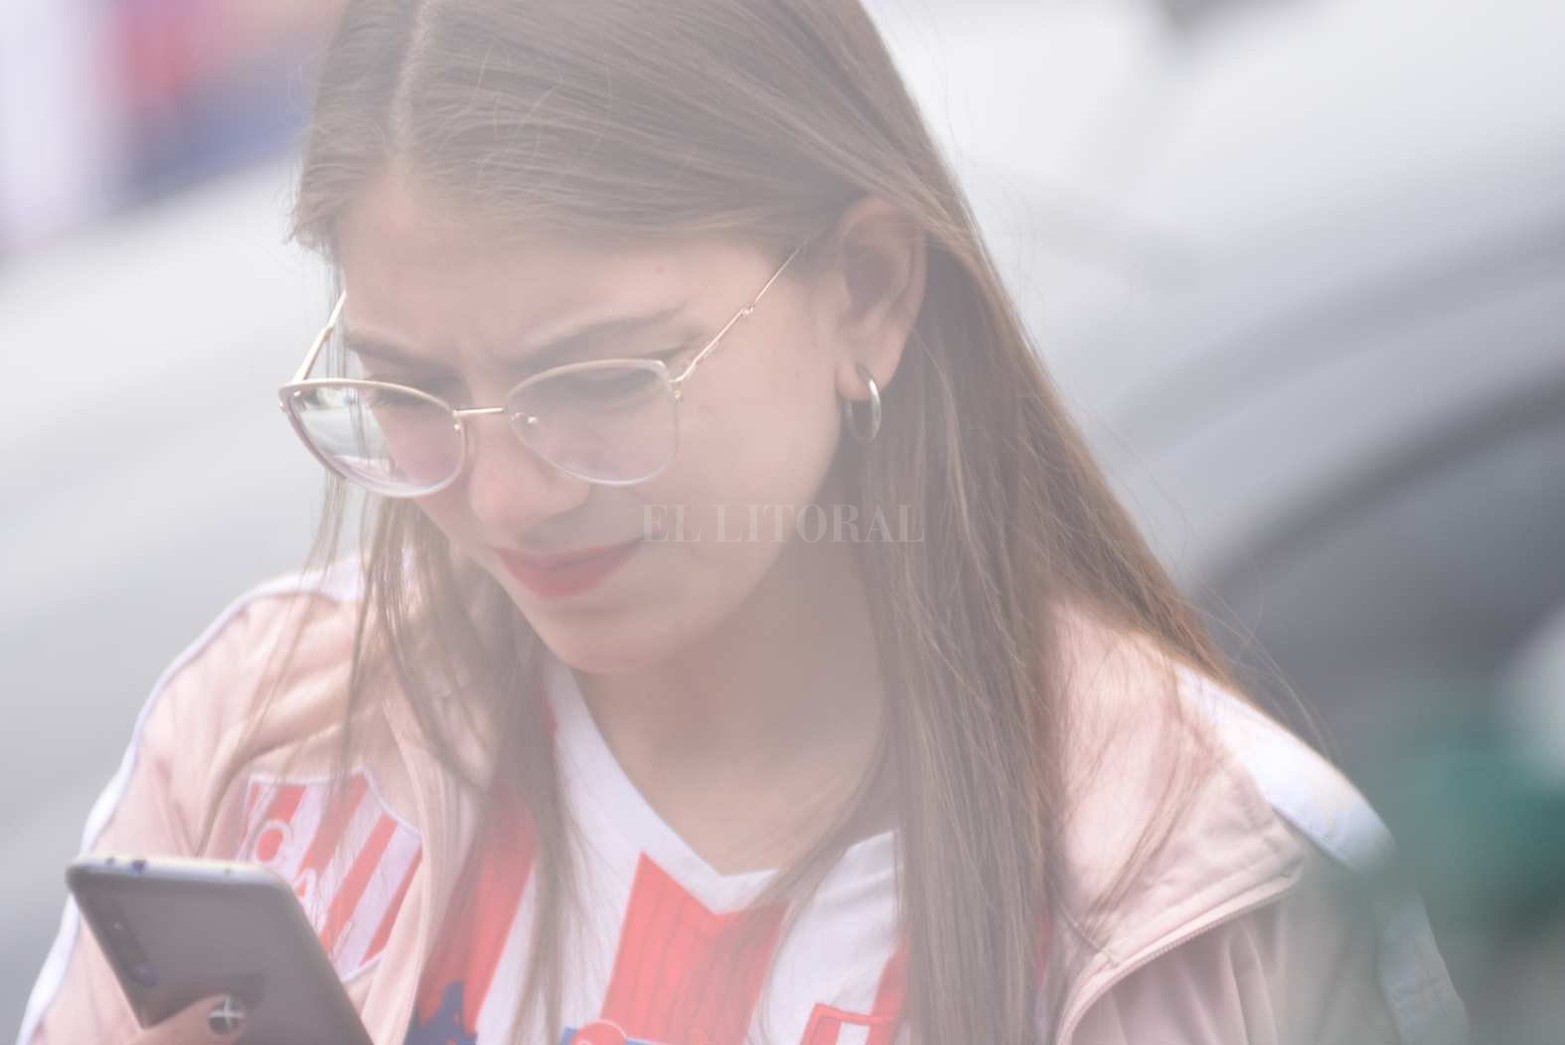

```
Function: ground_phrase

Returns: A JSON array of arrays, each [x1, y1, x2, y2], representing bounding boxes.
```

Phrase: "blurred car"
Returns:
[[882, 0, 1565, 1038], [5, 0, 1563, 1039]]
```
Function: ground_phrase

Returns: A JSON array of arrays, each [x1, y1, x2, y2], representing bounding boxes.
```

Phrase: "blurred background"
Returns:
[[2, 0, 1561, 1040]]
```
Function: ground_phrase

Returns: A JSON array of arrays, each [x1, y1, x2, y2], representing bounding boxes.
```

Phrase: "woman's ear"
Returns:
[[813, 196, 927, 402]]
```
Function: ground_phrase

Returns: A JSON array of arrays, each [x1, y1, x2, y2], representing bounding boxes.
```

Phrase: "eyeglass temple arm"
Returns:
[[291, 292, 349, 385], [296, 241, 802, 390], [671, 242, 806, 387]]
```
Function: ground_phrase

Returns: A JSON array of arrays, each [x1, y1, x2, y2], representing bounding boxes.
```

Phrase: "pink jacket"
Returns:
[[17, 564, 1466, 1044]]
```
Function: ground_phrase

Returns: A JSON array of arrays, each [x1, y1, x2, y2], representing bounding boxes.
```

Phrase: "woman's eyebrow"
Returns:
[[341, 332, 448, 373], [343, 305, 694, 375], [511, 304, 692, 371]]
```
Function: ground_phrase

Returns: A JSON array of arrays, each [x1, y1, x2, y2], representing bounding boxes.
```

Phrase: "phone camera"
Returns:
[[93, 905, 157, 988]]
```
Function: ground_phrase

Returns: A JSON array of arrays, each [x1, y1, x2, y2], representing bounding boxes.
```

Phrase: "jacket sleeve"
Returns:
[[1073, 843, 1455, 1045], [14, 591, 307, 1045]]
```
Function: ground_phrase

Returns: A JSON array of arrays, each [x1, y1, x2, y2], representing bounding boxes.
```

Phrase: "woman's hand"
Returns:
[[126, 995, 248, 1044]]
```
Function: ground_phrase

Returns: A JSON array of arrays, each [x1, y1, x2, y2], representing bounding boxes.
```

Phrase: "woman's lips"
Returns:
[[495, 539, 643, 599]]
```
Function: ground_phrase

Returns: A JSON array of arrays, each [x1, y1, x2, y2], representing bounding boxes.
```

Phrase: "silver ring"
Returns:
[[842, 363, 881, 443], [207, 995, 247, 1036]]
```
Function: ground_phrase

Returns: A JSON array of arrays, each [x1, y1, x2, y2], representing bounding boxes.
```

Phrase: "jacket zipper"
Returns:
[[1054, 864, 1305, 1044]]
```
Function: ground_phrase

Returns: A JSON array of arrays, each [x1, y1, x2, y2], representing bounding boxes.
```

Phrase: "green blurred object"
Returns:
[[1370, 722, 1565, 1044], [1378, 724, 1565, 937]]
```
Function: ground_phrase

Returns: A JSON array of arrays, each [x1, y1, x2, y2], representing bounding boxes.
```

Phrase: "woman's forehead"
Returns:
[[336, 175, 710, 347], [341, 173, 686, 287], [334, 174, 773, 364]]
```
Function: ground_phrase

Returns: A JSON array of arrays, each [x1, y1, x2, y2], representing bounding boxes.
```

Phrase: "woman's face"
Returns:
[[335, 174, 911, 674]]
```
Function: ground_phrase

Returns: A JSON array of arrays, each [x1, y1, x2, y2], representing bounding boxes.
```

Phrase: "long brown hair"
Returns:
[[274, 1, 1239, 1041]]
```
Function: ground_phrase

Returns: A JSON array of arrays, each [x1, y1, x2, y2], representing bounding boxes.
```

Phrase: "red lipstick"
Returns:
[[495, 539, 642, 599]]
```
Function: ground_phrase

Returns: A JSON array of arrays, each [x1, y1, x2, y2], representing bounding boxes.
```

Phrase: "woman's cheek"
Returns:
[[412, 487, 477, 550]]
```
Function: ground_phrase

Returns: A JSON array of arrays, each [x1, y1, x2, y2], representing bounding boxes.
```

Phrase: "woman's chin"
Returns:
[[527, 607, 685, 677]]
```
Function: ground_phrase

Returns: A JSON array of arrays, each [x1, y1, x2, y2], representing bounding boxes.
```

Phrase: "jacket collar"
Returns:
[[1045, 601, 1307, 1040]]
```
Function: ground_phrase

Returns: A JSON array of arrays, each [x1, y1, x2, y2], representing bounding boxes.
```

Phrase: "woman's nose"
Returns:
[[460, 411, 591, 534]]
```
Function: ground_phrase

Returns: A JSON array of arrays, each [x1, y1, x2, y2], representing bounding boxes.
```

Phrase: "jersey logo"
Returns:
[[237, 769, 423, 982], [799, 1008, 899, 1045]]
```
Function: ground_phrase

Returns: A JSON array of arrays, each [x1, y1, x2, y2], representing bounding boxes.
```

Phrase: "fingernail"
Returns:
[[207, 995, 247, 1036]]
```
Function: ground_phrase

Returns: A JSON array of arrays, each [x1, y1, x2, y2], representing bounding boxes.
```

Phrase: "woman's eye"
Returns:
[[367, 372, 453, 396], [571, 369, 659, 393]]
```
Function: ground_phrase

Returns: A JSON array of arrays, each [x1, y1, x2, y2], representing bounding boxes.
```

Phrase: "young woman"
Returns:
[[19, 2, 1465, 1043]]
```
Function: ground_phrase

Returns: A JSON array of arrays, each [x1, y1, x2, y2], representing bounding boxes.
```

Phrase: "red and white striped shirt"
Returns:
[[397, 655, 909, 1045]]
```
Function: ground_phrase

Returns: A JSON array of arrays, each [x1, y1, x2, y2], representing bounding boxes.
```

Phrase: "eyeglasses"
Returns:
[[278, 242, 806, 496]]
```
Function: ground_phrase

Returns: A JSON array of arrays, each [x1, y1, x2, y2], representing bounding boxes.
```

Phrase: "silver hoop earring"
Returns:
[[841, 362, 882, 444]]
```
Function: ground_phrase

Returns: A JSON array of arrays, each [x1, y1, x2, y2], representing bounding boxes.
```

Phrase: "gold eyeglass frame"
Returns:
[[278, 241, 808, 494]]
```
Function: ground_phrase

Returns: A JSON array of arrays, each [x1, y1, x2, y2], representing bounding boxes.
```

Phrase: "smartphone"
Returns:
[[66, 853, 373, 1045]]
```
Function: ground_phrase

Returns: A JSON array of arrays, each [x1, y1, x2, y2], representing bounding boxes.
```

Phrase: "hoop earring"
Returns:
[[841, 362, 882, 444]]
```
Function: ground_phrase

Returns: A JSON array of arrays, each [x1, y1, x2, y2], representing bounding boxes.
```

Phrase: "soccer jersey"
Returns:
[[403, 654, 908, 1045]]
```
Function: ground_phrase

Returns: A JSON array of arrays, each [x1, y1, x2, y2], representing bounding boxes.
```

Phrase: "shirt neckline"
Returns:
[[542, 650, 897, 907]]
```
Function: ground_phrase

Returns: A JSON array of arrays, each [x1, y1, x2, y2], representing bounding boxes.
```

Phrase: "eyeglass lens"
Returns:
[[505, 360, 678, 486], [286, 384, 463, 495], [285, 358, 682, 495]]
